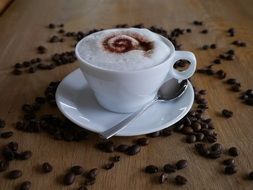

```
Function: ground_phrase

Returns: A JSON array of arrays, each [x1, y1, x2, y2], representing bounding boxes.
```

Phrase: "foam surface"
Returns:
[[77, 28, 171, 71]]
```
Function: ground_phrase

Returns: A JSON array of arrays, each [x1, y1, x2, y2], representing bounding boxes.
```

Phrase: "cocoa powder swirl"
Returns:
[[102, 33, 154, 54]]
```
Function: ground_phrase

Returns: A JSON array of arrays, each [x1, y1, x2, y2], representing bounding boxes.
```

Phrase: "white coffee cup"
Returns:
[[75, 29, 196, 113]]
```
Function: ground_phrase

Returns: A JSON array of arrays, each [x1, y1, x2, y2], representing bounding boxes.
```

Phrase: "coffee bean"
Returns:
[[211, 143, 222, 152], [216, 70, 226, 79], [1, 131, 13, 138], [111, 155, 120, 162], [225, 165, 237, 175], [0, 160, 9, 172], [161, 128, 172, 136], [163, 164, 177, 173], [176, 160, 188, 170], [8, 169, 22, 179], [201, 29, 208, 34], [186, 135, 196, 143], [127, 145, 141, 155], [210, 44, 216, 49], [70, 165, 84, 175], [104, 162, 114, 170], [182, 126, 193, 134], [0, 119, 5, 128], [7, 142, 18, 151], [222, 109, 233, 118], [86, 168, 98, 179], [116, 144, 129, 152], [18, 151, 32, 160], [147, 131, 160, 137], [192, 122, 201, 131], [228, 147, 239, 157], [64, 172, 75, 185], [186, 28, 191, 33], [136, 138, 149, 146], [248, 171, 253, 180], [37, 46, 47, 54], [42, 162, 53, 173], [48, 23, 55, 28], [145, 165, 158, 174], [175, 175, 187, 185], [202, 45, 209, 50], [196, 133, 205, 141], [223, 158, 235, 166], [78, 186, 88, 190], [193, 21, 203, 25], [19, 181, 31, 190], [159, 173, 168, 183]]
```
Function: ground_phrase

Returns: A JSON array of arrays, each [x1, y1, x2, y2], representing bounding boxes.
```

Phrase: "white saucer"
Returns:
[[56, 69, 194, 136]]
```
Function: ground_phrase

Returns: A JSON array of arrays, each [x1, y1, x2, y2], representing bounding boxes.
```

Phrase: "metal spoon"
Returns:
[[100, 79, 188, 139]]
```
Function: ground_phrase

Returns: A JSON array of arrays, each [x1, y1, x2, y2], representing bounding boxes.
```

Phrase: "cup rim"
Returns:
[[75, 28, 175, 74]]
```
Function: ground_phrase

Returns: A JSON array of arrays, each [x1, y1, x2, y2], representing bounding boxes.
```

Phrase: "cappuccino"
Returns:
[[76, 28, 171, 71]]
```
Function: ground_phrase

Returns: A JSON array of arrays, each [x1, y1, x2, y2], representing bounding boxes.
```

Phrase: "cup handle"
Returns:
[[170, 51, 197, 80]]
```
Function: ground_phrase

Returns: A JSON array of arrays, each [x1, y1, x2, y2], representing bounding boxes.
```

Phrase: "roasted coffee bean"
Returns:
[[222, 109, 233, 118], [175, 175, 187, 185], [186, 28, 191, 33], [1, 131, 13, 138], [186, 135, 196, 143], [210, 44, 216, 49], [159, 173, 168, 183], [0, 119, 5, 128], [145, 165, 158, 174], [176, 160, 188, 170], [248, 171, 253, 180], [86, 168, 98, 179], [0, 160, 9, 172], [42, 162, 53, 173], [127, 145, 141, 155], [163, 164, 177, 173], [8, 169, 22, 179], [64, 172, 75, 185], [48, 23, 55, 28], [136, 137, 149, 146], [211, 143, 222, 152], [202, 45, 209, 50], [223, 158, 235, 166], [196, 133, 205, 141], [192, 122, 201, 131], [182, 126, 193, 134], [116, 144, 129, 152], [70, 165, 84, 175], [7, 142, 18, 151], [161, 128, 172, 136], [19, 181, 31, 190], [216, 70, 226, 79], [193, 21, 203, 25], [228, 147, 239, 157], [18, 151, 32, 160], [147, 131, 160, 137], [226, 78, 237, 85], [245, 98, 253, 106], [13, 69, 22, 75], [2, 147, 15, 160], [37, 46, 47, 54], [84, 178, 96, 186], [104, 162, 114, 170], [225, 165, 237, 175], [111, 155, 120, 162], [213, 59, 221, 64], [78, 186, 88, 190]]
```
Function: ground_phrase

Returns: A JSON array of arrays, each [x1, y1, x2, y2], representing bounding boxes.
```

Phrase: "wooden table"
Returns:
[[0, 0, 253, 189]]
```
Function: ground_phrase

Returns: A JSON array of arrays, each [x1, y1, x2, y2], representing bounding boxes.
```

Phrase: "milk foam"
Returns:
[[77, 28, 171, 71]]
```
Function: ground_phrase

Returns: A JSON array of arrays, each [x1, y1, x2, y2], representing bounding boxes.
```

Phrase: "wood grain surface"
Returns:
[[0, 0, 253, 189]]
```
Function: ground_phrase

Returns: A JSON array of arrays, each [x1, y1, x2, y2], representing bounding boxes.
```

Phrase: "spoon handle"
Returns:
[[100, 98, 158, 139]]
